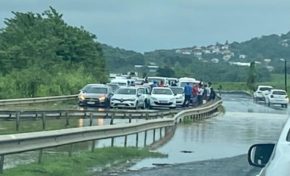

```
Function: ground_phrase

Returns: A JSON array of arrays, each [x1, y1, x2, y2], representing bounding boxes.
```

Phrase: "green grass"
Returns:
[[2, 147, 165, 176], [0, 118, 82, 135], [214, 74, 290, 94]]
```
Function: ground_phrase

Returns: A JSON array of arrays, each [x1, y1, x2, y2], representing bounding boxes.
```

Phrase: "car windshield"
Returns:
[[170, 87, 184, 94], [273, 91, 286, 95], [260, 87, 272, 91], [108, 84, 119, 92], [116, 88, 136, 95], [152, 89, 173, 95], [85, 87, 107, 94], [148, 78, 165, 84]]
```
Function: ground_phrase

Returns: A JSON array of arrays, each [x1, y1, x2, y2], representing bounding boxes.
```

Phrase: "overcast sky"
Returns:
[[0, 0, 290, 52]]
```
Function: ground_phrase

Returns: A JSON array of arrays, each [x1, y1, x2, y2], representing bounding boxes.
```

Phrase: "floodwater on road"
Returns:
[[130, 94, 289, 170]]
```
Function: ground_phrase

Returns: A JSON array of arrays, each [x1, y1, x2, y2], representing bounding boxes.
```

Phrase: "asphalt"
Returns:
[[116, 154, 261, 176]]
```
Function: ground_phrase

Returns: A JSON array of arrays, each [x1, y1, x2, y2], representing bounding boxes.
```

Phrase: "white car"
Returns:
[[248, 115, 290, 176], [149, 87, 176, 109], [110, 87, 146, 109], [265, 89, 288, 108], [170, 87, 185, 106], [253, 85, 273, 102]]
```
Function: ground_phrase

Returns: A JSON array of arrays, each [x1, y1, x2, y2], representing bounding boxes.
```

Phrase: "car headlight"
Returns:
[[99, 96, 106, 102], [79, 94, 85, 101], [151, 97, 157, 101]]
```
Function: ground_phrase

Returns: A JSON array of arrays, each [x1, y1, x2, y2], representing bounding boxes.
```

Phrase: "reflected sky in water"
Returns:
[[131, 94, 289, 169]]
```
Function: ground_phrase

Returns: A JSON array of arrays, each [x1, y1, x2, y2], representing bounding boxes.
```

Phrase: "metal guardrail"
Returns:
[[0, 95, 78, 106], [0, 98, 222, 173]]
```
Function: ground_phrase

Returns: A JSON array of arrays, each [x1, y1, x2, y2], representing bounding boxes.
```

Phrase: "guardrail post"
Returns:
[[89, 113, 93, 126], [68, 144, 73, 157], [124, 135, 127, 147], [41, 112, 46, 130], [16, 112, 20, 131], [111, 137, 114, 147], [0, 155, 4, 174], [38, 149, 43, 164], [160, 112, 164, 119], [136, 133, 139, 147], [153, 129, 156, 142], [110, 112, 114, 125], [91, 140, 96, 152], [129, 114, 132, 123], [160, 127, 162, 138], [65, 112, 69, 127], [144, 130, 147, 147]]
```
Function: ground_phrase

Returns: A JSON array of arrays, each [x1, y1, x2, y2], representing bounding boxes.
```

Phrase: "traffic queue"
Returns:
[[77, 76, 216, 109]]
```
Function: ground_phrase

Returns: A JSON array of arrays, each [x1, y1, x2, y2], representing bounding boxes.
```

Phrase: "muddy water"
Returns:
[[130, 94, 289, 169]]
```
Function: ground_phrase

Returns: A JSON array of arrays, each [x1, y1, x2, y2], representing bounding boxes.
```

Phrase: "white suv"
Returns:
[[265, 89, 288, 108], [253, 85, 273, 102], [248, 116, 290, 176]]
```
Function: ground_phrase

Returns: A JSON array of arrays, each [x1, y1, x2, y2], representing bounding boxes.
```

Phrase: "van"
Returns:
[[178, 77, 200, 87], [110, 78, 128, 87]]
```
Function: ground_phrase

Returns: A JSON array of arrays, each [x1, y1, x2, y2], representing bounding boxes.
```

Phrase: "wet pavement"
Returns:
[[121, 94, 289, 175]]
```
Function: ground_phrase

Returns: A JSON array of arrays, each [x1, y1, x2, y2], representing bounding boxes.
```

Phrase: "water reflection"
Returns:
[[130, 94, 289, 169]]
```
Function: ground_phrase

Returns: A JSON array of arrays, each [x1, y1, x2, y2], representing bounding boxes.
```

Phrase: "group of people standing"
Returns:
[[183, 81, 216, 107]]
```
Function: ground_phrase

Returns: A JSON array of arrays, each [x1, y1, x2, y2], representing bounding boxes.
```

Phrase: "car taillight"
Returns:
[[270, 95, 274, 98]]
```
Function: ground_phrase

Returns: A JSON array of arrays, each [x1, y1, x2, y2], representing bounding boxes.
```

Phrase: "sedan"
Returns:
[[78, 84, 112, 108], [265, 89, 288, 108], [170, 87, 185, 106], [149, 87, 176, 109]]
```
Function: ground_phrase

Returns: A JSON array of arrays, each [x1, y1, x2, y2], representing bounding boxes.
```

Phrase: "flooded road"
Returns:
[[130, 94, 289, 170]]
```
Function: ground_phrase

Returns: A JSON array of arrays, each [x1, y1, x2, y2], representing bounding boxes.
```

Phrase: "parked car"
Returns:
[[265, 89, 288, 108], [135, 85, 151, 108], [248, 115, 290, 176], [78, 84, 113, 108], [149, 87, 176, 109], [170, 86, 185, 106], [110, 87, 146, 109], [253, 85, 273, 102]]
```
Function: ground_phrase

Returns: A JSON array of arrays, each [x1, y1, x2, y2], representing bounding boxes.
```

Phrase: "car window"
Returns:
[[116, 88, 136, 95], [259, 87, 271, 91], [138, 88, 145, 94], [152, 89, 173, 95], [272, 91, 286, 95], [287, 129, 290, 142], [86, 87, 107, 94], [171, 87, 184, 94]]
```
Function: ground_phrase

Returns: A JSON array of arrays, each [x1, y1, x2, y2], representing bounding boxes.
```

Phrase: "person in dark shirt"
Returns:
[[183, 83, 192, 107]]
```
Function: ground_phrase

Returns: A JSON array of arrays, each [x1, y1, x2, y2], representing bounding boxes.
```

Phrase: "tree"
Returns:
[[156, 66, 175, 77], [0, 7, 106, 98], [247, 61, 257, 91]]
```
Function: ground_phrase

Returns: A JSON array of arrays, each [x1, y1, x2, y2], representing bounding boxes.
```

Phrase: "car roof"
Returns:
[[257, 85, 273, 88], [271, 89, 286, 92], [86, 84, 107, 87], [152, 87, 171, 90]]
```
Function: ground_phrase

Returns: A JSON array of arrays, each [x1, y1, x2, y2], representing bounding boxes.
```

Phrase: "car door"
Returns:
[[137, 88, 146, 106]]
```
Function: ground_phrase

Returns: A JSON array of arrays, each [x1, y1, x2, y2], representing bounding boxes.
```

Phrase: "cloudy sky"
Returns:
[[0, 0, 290, 52]]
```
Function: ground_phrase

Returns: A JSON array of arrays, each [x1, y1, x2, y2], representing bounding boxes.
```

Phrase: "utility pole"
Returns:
[[285, 59, 287, 92]]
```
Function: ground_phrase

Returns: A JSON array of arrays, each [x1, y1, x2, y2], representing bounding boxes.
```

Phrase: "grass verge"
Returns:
[[2, 147, 165, 176]]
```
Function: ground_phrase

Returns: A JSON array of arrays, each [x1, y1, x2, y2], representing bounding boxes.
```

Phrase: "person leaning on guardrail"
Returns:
[[183, 82, 192, 107]]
